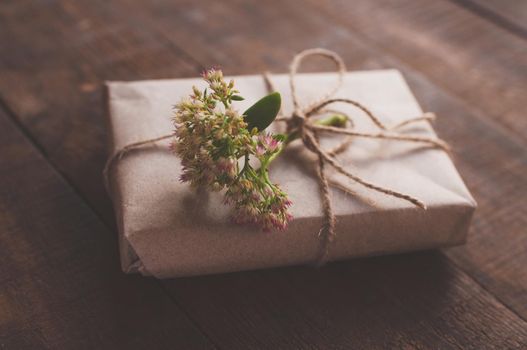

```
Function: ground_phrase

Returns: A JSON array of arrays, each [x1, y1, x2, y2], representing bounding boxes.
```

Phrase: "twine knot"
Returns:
[[286, 109, 306, 133]]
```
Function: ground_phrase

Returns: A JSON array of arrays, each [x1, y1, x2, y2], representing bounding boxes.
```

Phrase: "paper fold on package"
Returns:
[[105, 70, 476, 278]]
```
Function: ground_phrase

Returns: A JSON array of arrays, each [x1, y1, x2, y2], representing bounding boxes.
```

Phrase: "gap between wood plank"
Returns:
[[2, 0, 524, 344], [155, 31, 206, 73], [308, 0, 527, 151], [449, 0, 527, 39], [156, 280, 223, 350], [1, 51, 526, 338], [449, 250, 527, 323], [0, 26, 230, 344], [0, 108, 217, 349], [2, 66, 526, 344], [0, 78, 223, 350], [300, 1, 527, 321], [393, 62, 527, 323], [0, 96, 49, 158], [2, 2, 525, 331]]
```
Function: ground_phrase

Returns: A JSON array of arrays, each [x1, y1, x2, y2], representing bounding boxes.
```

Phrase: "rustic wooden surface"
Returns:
[[0, 0, 526, 349]]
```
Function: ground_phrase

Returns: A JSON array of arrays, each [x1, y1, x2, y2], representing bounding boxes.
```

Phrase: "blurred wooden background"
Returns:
[[0, 0, 526, 348]]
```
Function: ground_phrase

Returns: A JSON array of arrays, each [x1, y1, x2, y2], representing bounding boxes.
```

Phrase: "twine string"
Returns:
[[264, 48, 449, 264], [102, 134, 173, 192], [103, 48, 450, 265]]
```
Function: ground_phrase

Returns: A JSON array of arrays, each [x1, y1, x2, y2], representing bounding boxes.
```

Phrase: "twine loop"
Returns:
[[264, 48, 450, 264]]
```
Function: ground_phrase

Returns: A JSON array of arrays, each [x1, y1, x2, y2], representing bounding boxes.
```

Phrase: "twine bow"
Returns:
[[103, 48, 450, 266], [263, 48, 449, 264]]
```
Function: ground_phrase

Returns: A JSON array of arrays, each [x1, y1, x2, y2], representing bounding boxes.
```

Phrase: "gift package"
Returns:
[[105, 66, 476, 278]]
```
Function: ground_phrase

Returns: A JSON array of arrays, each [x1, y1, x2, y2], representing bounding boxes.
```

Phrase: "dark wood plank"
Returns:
[[456, 0, 527, 37], [1, 0, 527, 348], [0, 109, 213, 349], [167, 253, 527, 349], [308, 0, 527, 144], [0, 0, 201, 225], [402, 68, 527, 319]]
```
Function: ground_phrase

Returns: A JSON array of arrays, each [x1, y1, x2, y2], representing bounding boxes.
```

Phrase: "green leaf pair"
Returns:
[[243, 92, 281, 132]]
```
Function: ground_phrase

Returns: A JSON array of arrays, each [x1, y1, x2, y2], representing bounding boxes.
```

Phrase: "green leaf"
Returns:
[[231, 95, 245, 101], [274, 133, 287, 142], [243, 92, 281, 131], [316, 114, 348, 128]]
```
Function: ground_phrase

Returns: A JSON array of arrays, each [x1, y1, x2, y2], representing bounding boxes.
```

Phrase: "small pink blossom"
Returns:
[[255, 145, 266, 157], [257, 134, 282, 155]]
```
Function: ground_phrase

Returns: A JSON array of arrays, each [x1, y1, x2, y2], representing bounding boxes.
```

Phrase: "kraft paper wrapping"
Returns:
[[105, 70, 476, 278]]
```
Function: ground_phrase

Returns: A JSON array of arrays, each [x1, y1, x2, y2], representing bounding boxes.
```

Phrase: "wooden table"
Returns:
[[1, 1, 526, 348]]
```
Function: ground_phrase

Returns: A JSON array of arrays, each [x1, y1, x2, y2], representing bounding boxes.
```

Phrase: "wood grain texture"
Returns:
[[164, 253, 527, 349], [1, 0, 527, 348], [0, 110, 213, 349], [403, 70, 527, 319], [0, 0, 200, 225], [309, 0, 527, 144], [457, 0, 527, 37]]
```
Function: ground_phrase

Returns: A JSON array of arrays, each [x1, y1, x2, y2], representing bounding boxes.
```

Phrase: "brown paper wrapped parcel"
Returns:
[[105, 70, 476, 278]]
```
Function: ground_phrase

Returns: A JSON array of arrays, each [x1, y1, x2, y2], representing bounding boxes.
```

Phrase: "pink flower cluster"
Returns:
[[172, 99, 247, 190], [255, 134, 281, 157], [225, 134, 292, 231], [172, 68, 293, 231], [227, 180, 293, 231]]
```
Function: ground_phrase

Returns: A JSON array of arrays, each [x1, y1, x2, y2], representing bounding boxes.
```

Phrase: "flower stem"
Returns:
[[266, 113, 347, 165]]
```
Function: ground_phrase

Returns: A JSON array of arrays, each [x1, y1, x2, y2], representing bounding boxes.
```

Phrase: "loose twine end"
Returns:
[[265, 48, 449, 265]]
